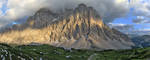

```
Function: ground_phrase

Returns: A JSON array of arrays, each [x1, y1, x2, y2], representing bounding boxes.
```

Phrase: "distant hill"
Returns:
[[132, 35, 150, 48]]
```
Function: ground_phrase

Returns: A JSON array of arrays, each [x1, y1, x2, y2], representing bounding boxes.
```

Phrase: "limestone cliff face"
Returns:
[[0, 4, 134, 50]]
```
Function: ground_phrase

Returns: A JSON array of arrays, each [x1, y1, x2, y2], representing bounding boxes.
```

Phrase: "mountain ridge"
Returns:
[[0, 4, 134, 50]]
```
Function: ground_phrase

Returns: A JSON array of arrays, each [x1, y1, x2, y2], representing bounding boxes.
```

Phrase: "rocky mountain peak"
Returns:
[[26, 8, 59, 28], [0, 4, 135, 50], [73, 4, 100, 20], [75, 3, 87, 11], [25, 4, 101, 29], [78, 3, 87, 7], [35, 8, 52, 15]]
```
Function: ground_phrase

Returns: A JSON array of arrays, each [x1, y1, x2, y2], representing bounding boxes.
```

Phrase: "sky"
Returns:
[[111, 0, 150, 35], [0, 0, 150, 35]]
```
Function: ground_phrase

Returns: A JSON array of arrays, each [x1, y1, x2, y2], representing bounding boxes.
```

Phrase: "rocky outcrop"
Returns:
[[0, 4, 134, 50]]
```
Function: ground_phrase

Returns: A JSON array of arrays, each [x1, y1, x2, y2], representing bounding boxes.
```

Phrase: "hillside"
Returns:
[[0, 43, 150, 60]]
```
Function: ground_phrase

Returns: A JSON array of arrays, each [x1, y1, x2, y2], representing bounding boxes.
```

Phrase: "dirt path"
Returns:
[[88, 53, 97, 60]]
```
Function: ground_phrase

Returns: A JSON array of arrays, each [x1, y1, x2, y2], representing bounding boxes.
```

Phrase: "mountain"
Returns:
[[0, 4, 134, 50], [132, 35, 150, 48]]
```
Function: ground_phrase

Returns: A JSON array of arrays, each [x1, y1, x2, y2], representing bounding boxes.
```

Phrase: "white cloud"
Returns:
[[130, 0, 150, 17], [0, 2, 3, 8], [0, 0, 5, 8], [0, 10, 2, 15], [108, 23, 134, 31], [108, 23, 127, 26], [0, 0, 129, 28], [132, 16, 150, 24], [127, 0, 150, 25], [138, 29, 150, 31], [0, 0, 7, 15], [3, 0, 49, 20]]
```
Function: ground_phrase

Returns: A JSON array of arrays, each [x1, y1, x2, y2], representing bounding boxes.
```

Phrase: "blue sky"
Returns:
[[112, 0, 150, 33], [0, 0, 7, 15], [0, 0, 150, 35], [112, 8, 150, 30]]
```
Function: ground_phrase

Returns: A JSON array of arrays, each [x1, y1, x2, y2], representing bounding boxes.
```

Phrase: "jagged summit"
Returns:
[[26, 4, 101, 28], [0, 4, 134, 50], [36, 8, 52, 13], [79, 3, 87, 7], [26, 8, 59, 28]]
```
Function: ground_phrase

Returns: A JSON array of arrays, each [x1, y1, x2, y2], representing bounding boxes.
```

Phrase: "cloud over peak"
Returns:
[[0, 0, 129, 28]]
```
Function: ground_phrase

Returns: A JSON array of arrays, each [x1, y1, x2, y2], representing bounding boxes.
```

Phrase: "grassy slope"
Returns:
[[0, 43, 150, 60]]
